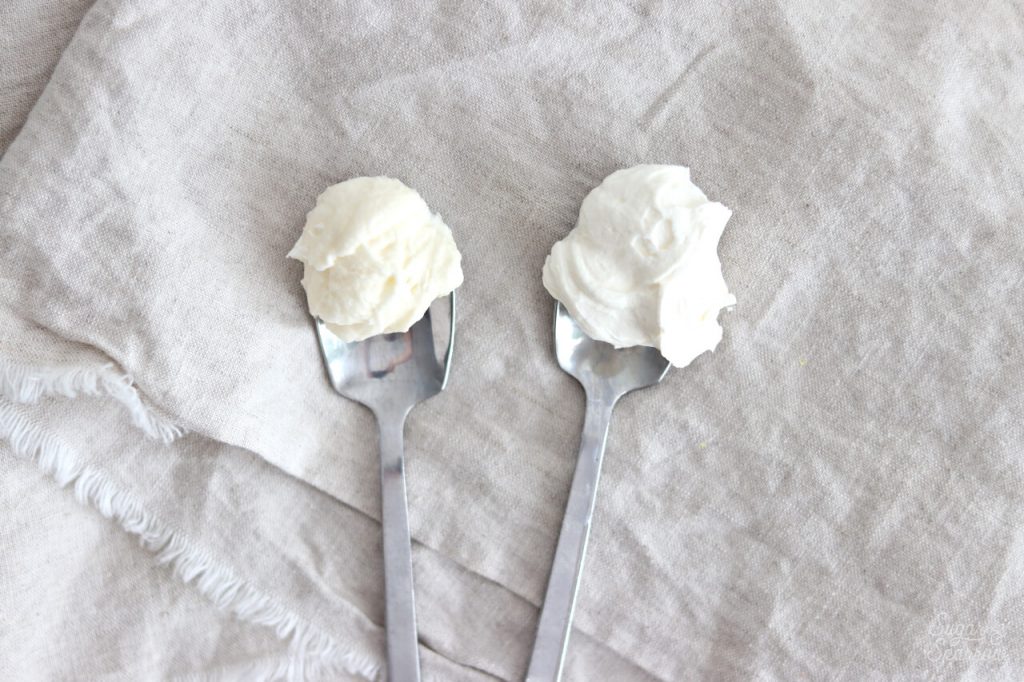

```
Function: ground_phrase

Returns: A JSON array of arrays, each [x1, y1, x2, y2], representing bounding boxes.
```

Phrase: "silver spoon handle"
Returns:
[[527, 393, 616, 682], [378, 413, 422, 682]]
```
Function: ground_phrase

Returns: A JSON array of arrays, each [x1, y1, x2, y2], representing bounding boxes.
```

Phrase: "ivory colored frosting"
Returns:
[[288, 177, 463, 341], [542, 164, 734, 368]]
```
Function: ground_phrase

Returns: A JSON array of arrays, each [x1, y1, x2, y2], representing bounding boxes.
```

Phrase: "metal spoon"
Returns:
[[315, 293, 455, 682], [527, 302, 670, 682]]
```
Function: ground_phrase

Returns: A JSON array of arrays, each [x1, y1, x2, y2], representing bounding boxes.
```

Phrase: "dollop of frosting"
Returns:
[[542, 165, 734, 368], [288, 177, 463, 341]]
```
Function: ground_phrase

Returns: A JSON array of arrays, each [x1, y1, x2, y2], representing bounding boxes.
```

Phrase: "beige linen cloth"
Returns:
[[2, 0, 1024, 679]]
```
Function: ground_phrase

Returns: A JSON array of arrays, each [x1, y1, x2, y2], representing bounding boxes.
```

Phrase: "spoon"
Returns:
[[315, 293, 455, 682], [527, 302, 670, 682]]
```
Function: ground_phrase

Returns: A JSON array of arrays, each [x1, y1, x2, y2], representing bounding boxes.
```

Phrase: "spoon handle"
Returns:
[[527, 392, 616, 682], [378, 411, 422, 682]]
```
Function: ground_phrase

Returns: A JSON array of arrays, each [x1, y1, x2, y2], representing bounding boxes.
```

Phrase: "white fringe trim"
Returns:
[[0, 402, 381, 682], [0, 359, 181, 443]]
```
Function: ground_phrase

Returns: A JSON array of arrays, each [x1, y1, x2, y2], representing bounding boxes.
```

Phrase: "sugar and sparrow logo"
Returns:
[[924, 611, 1008, 670]]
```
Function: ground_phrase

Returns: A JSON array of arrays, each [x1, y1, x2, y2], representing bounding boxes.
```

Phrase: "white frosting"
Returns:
[[288, 177, 463, 341], [542, 165, 734, 368]]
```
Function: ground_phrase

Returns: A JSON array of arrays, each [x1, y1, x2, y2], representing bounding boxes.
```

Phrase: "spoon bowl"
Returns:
[[317, 293, 455, 415], [553, 302, 670, 396]]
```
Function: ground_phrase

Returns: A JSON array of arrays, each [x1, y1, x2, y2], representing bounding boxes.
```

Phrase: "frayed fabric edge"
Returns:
[[0, 359, 182, 443], [0, 397, 380, 682]]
